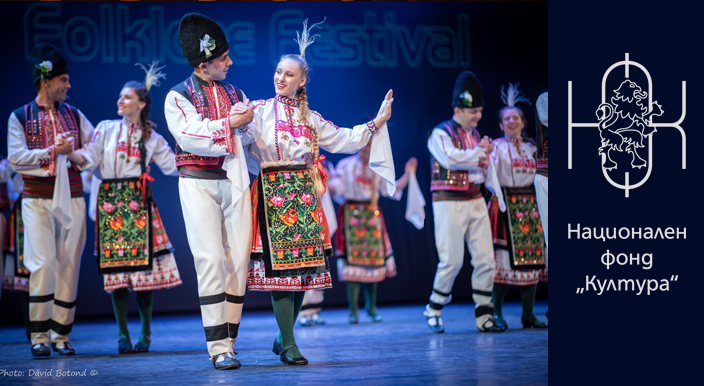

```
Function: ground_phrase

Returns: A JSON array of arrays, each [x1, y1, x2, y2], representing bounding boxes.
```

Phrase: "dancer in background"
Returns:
[[534, 92, 548, 319], [329, 142, 417, 324], [7, 43, 95, 356], [81, 62, 183, 354], [488, 84, 547, 330], [424, 71, 505, 334]]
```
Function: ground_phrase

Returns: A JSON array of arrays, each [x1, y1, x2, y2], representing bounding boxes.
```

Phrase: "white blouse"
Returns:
[[246, 95, 396, 194], [489, 137, 537, 188], [82, 119, 178, 179]]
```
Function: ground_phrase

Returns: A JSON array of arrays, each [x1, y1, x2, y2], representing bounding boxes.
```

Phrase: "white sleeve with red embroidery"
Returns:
[[164, 90, 236, 156], [74, 110, 100, 170], [427, 128, 486, 172], [7, 112, 55, 177], [150, 133, 178, 176], [311, 111, 373, 154]]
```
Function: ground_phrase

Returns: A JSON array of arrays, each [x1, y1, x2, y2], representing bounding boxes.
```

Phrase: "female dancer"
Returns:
[[245, 19, 396, 365], [329, 143, 417, 323], [81, 63, 182, 352], [488, 83, 547, 330]]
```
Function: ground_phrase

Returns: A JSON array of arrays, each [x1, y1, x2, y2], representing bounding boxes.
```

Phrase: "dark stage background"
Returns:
[[0, 1, 547, 321]]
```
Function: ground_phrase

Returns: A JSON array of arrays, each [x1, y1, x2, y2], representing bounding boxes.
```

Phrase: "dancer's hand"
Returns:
[[229, 98, 254, 128], [373, 89, 394, 129], [405, 157, 418, 174], [55, 136, 75, 155], [479, 136, 493, 153]]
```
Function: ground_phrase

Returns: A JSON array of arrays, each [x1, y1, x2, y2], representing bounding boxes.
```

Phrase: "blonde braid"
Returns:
[[297, 85, 325, 196]]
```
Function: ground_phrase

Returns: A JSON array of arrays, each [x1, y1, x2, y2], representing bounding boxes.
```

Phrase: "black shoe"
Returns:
[[493, 314, 508, 330], [31, 343, 51, 357], [51, 342, 76, 356], [522, 315, 548, 329], [280, 345, 308, 365], [134, 336, 150, 353], [423, 310, 444, 333], [118, 337, 133, 354], [212, 352, 241, 370], [272, 338, 284, 355], [478, 317, 506, 333]]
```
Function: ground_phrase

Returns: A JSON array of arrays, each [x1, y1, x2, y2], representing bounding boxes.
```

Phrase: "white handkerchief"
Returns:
[[224, 134, 251, 207], [405, 171, 426, 230], [52, 155, 73, 229], [369, 99, 396, 197], [485, 161, 506, 212]]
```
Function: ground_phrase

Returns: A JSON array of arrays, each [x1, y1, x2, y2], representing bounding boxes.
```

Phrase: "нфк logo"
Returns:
[[568, 54, 686, 197]]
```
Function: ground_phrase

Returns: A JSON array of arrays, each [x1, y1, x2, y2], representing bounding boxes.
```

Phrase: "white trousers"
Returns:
[[429, 198, 495, 314], [178, 178, 251, 358], [22, 197, 86, 345], [299, 289, 325, 317]]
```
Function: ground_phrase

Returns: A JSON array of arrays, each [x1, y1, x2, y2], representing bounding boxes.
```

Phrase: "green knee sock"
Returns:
[[136, 291, 153, 338], [292, 291, 305, 323], [346, 282, 361, 315], [492, 283, 510, 318], [111, 288, 130, 339], [519, 284, 538, 319], [19, 291, 31, 342], [271, 291, 302, 358], [364, 283, 378, 316]]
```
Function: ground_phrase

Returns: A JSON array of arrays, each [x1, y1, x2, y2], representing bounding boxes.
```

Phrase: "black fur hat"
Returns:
[[29, 43, 68, 84], [178, 13, 229, 67], [452, 71, 483, 108]]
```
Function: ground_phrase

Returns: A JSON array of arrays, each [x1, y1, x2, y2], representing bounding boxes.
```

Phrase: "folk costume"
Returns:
[[329, 154, 402, 323], [164, 13, 259, 369], [0, 162, 30, 341], [7, 43, 95, 355], [424, 71, 506, 333], [83, 66, 183, 351], [246, 18, 396, 366], [488, 84, 547, 329], [534, 92, 548, 283]]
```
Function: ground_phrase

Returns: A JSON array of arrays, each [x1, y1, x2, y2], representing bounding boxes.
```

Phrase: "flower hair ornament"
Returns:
[[294, 17, 326, 57], [501, 82, 531, 107], [199, 34, 216, 59], [36, 60, 53, 79], [135, 61, 167, 91], [459, 90, 473, 107]]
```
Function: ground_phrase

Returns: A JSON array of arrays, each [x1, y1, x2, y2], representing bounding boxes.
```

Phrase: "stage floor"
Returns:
[[0, 302, 547, 385]]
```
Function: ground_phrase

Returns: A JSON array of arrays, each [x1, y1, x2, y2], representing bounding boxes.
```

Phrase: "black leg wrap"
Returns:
[[472, 289, 492, 297], [204, 323, 229, 342], [433, 288, 451, 297], [29, 294, 54, 303], [475, 305, 493, 318], [51, 320, 73, 335], [225, 294, 244, 304], [30, 320, 51, 333], [199, 293, 226, 306], [228, 323, 240, 339], [429, 301, 445, 311], [53, 299, 76, 309]]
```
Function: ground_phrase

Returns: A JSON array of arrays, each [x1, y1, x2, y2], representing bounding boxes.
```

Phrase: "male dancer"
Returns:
[[7, 43, 95, 355], [424, 71, 505, 333], [164, 13, 258, 370]]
